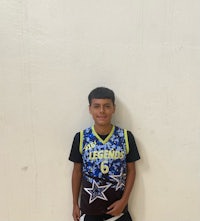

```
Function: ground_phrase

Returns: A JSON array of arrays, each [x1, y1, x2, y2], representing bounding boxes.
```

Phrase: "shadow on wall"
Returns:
[[112, 96, 133, 129], [113, 96, 149, 221]]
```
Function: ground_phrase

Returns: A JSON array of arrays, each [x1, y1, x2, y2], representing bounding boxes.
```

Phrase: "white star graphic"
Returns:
[[110, 170, 125, 191], [84, 180, 111, 204]]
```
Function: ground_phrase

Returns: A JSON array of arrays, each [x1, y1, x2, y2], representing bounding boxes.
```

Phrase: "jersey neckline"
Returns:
[[92, 125, 115, 144]]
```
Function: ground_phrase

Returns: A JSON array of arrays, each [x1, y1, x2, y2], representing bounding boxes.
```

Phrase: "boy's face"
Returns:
[[89, 99, 115, 127]]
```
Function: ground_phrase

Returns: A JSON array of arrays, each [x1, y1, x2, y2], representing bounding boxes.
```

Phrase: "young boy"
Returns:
[[69, 87, 140, 221]]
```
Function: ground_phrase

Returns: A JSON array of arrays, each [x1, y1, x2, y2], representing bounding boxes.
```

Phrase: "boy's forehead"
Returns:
[[90, 98, 113, 105]]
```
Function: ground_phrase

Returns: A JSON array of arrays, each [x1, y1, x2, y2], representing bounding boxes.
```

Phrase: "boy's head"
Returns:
[[88, 87, 115, 106]]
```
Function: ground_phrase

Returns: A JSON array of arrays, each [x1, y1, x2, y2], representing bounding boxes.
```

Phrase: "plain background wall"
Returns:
[[0, 0, 200, 221]]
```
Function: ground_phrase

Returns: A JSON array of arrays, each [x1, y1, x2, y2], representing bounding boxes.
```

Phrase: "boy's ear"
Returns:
[[113, 104, 116, 113], [88, 105, 92, 114]]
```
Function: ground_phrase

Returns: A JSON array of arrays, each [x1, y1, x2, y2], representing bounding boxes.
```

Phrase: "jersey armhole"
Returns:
[[79, 130, 83, 154], [124, 129, 130, 154]]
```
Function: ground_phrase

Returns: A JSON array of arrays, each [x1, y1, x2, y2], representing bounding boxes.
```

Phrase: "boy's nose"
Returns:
[[100, 106, 104, 113]]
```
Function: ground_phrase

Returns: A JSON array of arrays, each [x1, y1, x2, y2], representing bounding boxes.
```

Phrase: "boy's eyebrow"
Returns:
[[92, 102, 112, 106]]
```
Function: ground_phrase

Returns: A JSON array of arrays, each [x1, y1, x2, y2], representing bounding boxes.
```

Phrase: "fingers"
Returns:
[[73, 216, 79, 221], [73, 212, 80, 221], [106, 201, 124, 216], [106, 203, 115, 215], [107, 201, 115, 210], [73, 205, 80, 221]]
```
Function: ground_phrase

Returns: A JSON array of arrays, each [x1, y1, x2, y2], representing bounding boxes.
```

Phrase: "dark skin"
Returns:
[[72, 163, 82, 221]]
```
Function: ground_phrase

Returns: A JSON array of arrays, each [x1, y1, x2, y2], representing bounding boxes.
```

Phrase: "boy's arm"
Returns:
[[107, 162, 136, 216], [121, 162, 136, 204], [72, 162, 82, 221]]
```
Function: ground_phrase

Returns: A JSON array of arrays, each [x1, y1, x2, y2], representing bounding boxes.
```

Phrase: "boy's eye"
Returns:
[[92, 104, 112, 109], [105, 105, 111, 108]]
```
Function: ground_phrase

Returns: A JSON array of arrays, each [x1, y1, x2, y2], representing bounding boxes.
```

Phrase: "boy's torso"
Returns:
[[80, 126, 129, 215]]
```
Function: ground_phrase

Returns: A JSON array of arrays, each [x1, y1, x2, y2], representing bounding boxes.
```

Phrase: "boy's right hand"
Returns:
[[73, 204, 80, 221]]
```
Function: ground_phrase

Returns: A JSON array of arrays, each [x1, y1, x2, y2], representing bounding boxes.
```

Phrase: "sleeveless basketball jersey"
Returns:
[[79, 125, 129, 215]]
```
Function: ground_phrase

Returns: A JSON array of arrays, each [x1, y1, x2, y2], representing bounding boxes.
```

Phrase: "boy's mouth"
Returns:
[[97, 116, 107, 120]]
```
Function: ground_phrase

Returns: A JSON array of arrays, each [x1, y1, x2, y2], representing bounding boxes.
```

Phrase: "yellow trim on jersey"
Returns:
[[79, 130, 83, 154], [124, 129, 130, 154], [92, 125, 115, 144]]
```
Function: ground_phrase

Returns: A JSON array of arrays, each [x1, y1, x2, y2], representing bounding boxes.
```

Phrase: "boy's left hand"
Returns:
[[106, 199, 126, 216]]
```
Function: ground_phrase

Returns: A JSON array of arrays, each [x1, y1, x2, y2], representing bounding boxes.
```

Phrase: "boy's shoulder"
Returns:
[[80, 126, 92, 133]]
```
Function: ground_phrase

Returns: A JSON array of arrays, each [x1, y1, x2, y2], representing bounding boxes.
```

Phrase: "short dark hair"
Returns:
[[88, 87, 115, 105]]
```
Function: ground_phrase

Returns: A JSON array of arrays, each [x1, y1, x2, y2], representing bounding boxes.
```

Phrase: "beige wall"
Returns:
[[0, 0, 200, 220]]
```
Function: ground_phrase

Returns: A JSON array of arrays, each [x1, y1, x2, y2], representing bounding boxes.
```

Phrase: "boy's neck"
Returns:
[[94, 124, 113, 135]]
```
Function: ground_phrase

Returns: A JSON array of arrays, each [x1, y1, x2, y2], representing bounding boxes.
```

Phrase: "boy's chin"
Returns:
[[95, 121, 111, 127]]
